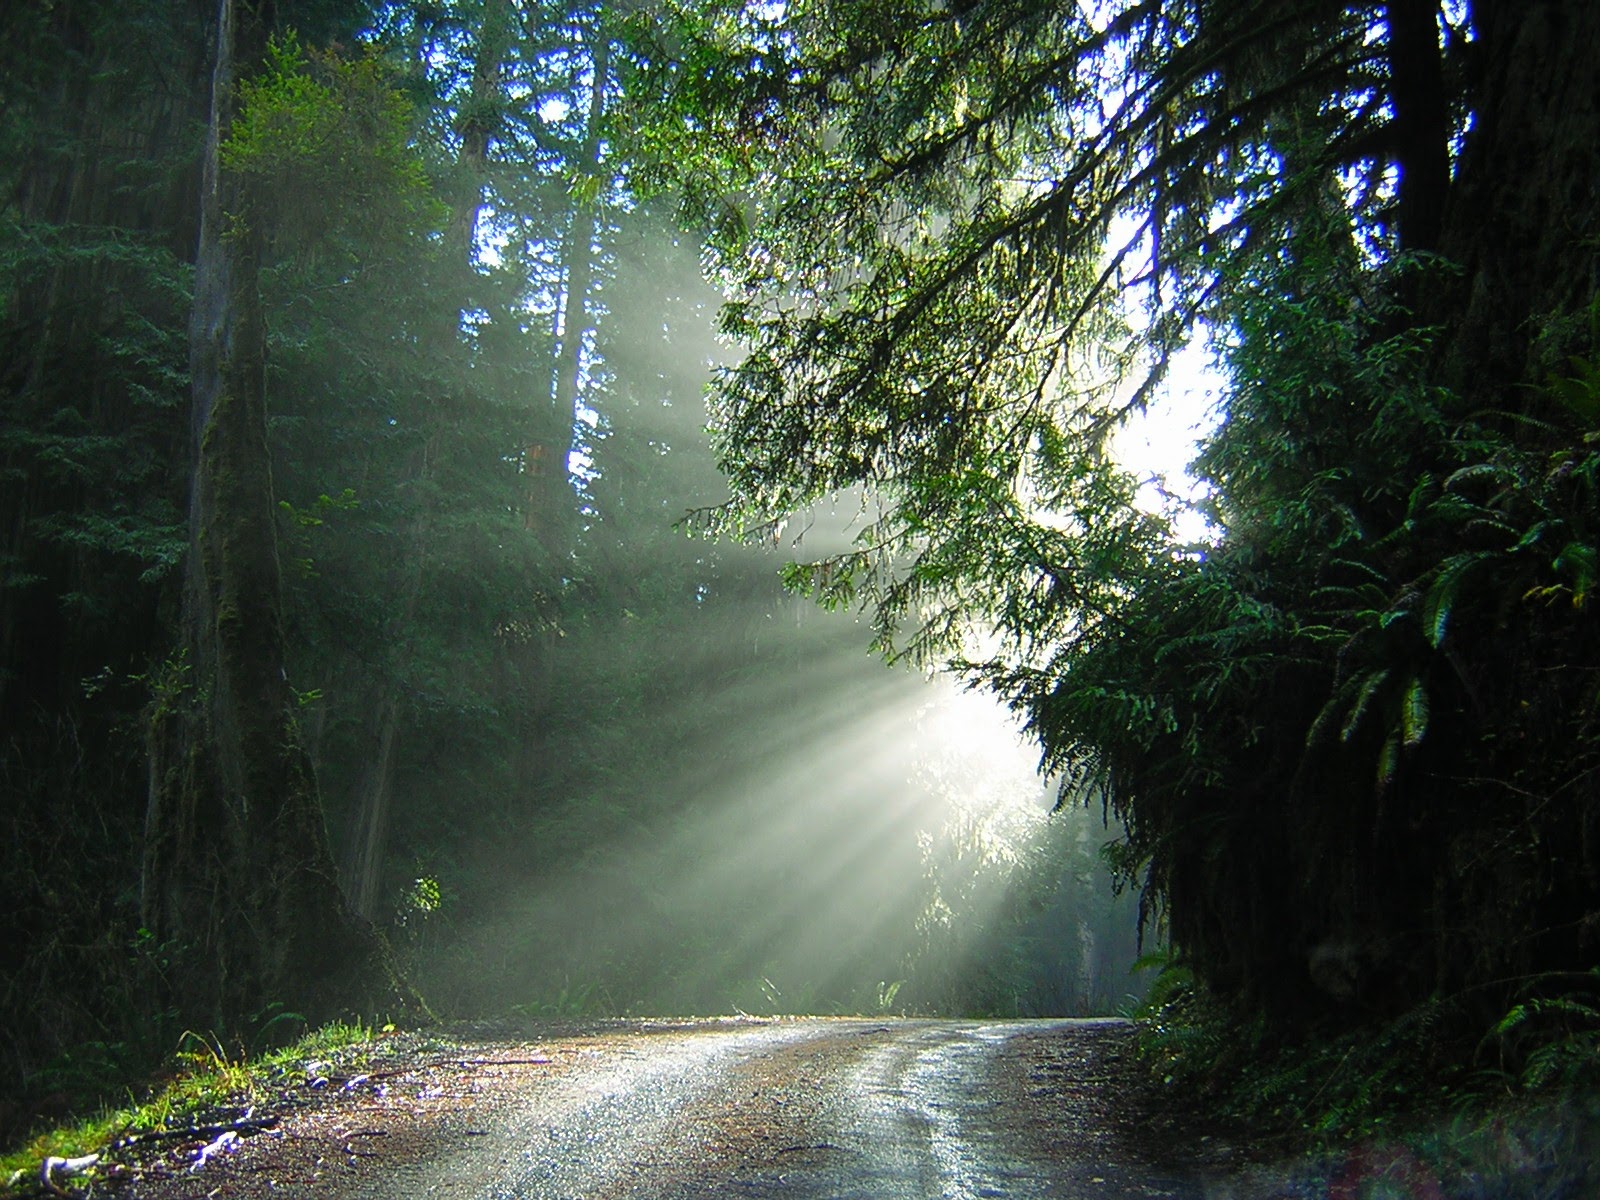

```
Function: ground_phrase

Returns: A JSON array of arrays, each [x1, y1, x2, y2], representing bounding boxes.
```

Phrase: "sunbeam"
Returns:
[[424, 612, 1144, 1019]]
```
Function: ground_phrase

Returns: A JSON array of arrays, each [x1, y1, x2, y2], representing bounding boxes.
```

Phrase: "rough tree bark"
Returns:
[[143, 0, 413, 1028], [1386, 0, 1449, 258]]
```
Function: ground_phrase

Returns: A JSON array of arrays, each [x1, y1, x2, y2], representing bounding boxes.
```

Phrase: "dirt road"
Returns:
[[114, 1018, 1241, 1199]]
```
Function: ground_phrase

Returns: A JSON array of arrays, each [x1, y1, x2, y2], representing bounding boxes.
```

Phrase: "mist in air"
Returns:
[[338, 220, 1148, 1023]]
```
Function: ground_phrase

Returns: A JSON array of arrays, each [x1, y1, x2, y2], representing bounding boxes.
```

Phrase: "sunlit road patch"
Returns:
[[123, 1019, 1233, 1199], [694, 1019, 1203, 1200], [364, 1019, 1207, 1199]]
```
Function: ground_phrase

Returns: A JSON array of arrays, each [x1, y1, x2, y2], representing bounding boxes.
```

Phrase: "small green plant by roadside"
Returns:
[[875, 979, 906, 1015], [508, 977, 619, 1020], [248, 1003, 309, 1054], [398, 876, 443, 925], [0, 1020, 379, 1198]]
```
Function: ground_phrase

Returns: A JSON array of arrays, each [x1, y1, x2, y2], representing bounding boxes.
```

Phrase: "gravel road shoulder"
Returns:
[[72, 1017, 1270, 1199]]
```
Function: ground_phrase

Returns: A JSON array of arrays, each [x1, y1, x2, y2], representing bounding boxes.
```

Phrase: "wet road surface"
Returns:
[[335, 1018, 1207, 1200]]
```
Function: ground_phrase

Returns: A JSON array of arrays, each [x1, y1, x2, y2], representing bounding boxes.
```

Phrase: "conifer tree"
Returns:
[[634, 0, 1600, 1028]]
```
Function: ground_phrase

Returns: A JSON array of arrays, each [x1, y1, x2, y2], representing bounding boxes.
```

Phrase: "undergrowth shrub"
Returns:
[[1135, 960, 1600, 1196]]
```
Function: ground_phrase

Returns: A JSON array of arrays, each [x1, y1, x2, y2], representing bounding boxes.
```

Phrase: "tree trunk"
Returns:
[[336, 0, 513, 920], [1436, 0, 1600, 405], [534, 29, 611, 556], [342, 695, 400, 922], [143, 0, 412, 1029], [1386, 0, 1449, 258]]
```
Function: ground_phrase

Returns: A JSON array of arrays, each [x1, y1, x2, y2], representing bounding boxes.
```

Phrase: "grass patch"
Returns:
[[1, 1019, 381, 1197]]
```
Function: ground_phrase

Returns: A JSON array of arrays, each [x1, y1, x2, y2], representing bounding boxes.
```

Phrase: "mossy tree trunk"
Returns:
[[142, 0, 406, 1030]]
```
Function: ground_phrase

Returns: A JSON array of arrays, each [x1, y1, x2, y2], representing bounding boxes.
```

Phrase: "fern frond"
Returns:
[[1495, 1003, 1530, 1036], [1443, 462, 1511, 492], [1423, 553, 1490, 648], [1376, 731, 1400, 789], [1306, 669, 1370, 747], [1553, 541, 1597, 608], [1326, 556, 1392, 585], [1340, 668, 1390, 743], [1401, 677, 1429, 747]]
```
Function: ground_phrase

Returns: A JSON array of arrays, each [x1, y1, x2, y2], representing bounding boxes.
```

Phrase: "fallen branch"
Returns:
[[337, 1054, 553, 1085], [188, 1129, 239, 1172], [111, 1113, 278, 1151], [39, 1153, 99, 1197]]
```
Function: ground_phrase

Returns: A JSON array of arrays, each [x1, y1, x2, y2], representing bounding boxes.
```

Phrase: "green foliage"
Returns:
[[0, 214, 191, 600], [624, 0, 1600, 1069], [1489, 972, 1600, 1096], [874, 979, 906, 1014], [511, 979, 618, 1020], [1134, 963, 1230, 1089], [1133, 974, 1600, 1198], [0, 0, 209, 1121], [1138, 976, 1468, 1142], [397, 876, 443, 923], [1541, 292, 1600, 425], [223, 34, 442, 244], [0, 1018, 379, 1190], [6, 0, 1597, 1153]]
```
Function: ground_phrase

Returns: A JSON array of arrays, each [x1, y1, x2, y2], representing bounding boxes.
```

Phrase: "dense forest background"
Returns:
[[4, 0, 1600, 1150], [650, 0, 1600, 1108], [0, 0, 1142, 1124]]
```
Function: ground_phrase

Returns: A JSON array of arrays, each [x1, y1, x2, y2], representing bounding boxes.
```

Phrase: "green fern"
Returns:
[[1422, 552, 1491, 648], [1553, 541, 1598, 608], [1400, 677, 1429, 747], [1489, 977, 1600, 1093], [1340, 668, 1391, 742], [1375, 731, 1401, 789], [1306, 668, 1369, 747]]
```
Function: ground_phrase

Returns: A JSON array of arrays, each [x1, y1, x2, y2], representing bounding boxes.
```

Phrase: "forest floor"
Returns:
[[10, 1017, 1585, 1199]]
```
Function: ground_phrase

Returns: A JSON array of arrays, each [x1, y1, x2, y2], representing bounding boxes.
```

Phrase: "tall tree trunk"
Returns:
[[1436, 0, 1600, 405], [1386, 0, 1449, 258], [336, 0, 514, 921], [534, 29, 611, 557], [342, 695, 401, 922], [143, 0, 409, 1027]]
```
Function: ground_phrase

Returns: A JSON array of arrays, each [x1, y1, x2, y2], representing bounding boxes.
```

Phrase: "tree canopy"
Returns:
[[4, 0, 1599, 1146], [629, 0, 1600, 1030], [1, 0, 1144, 1123]]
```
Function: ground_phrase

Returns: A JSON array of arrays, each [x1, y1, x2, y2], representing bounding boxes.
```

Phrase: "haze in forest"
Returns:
[[8, 2, 1599, 1171], [383, 241, 1144, 1020]]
